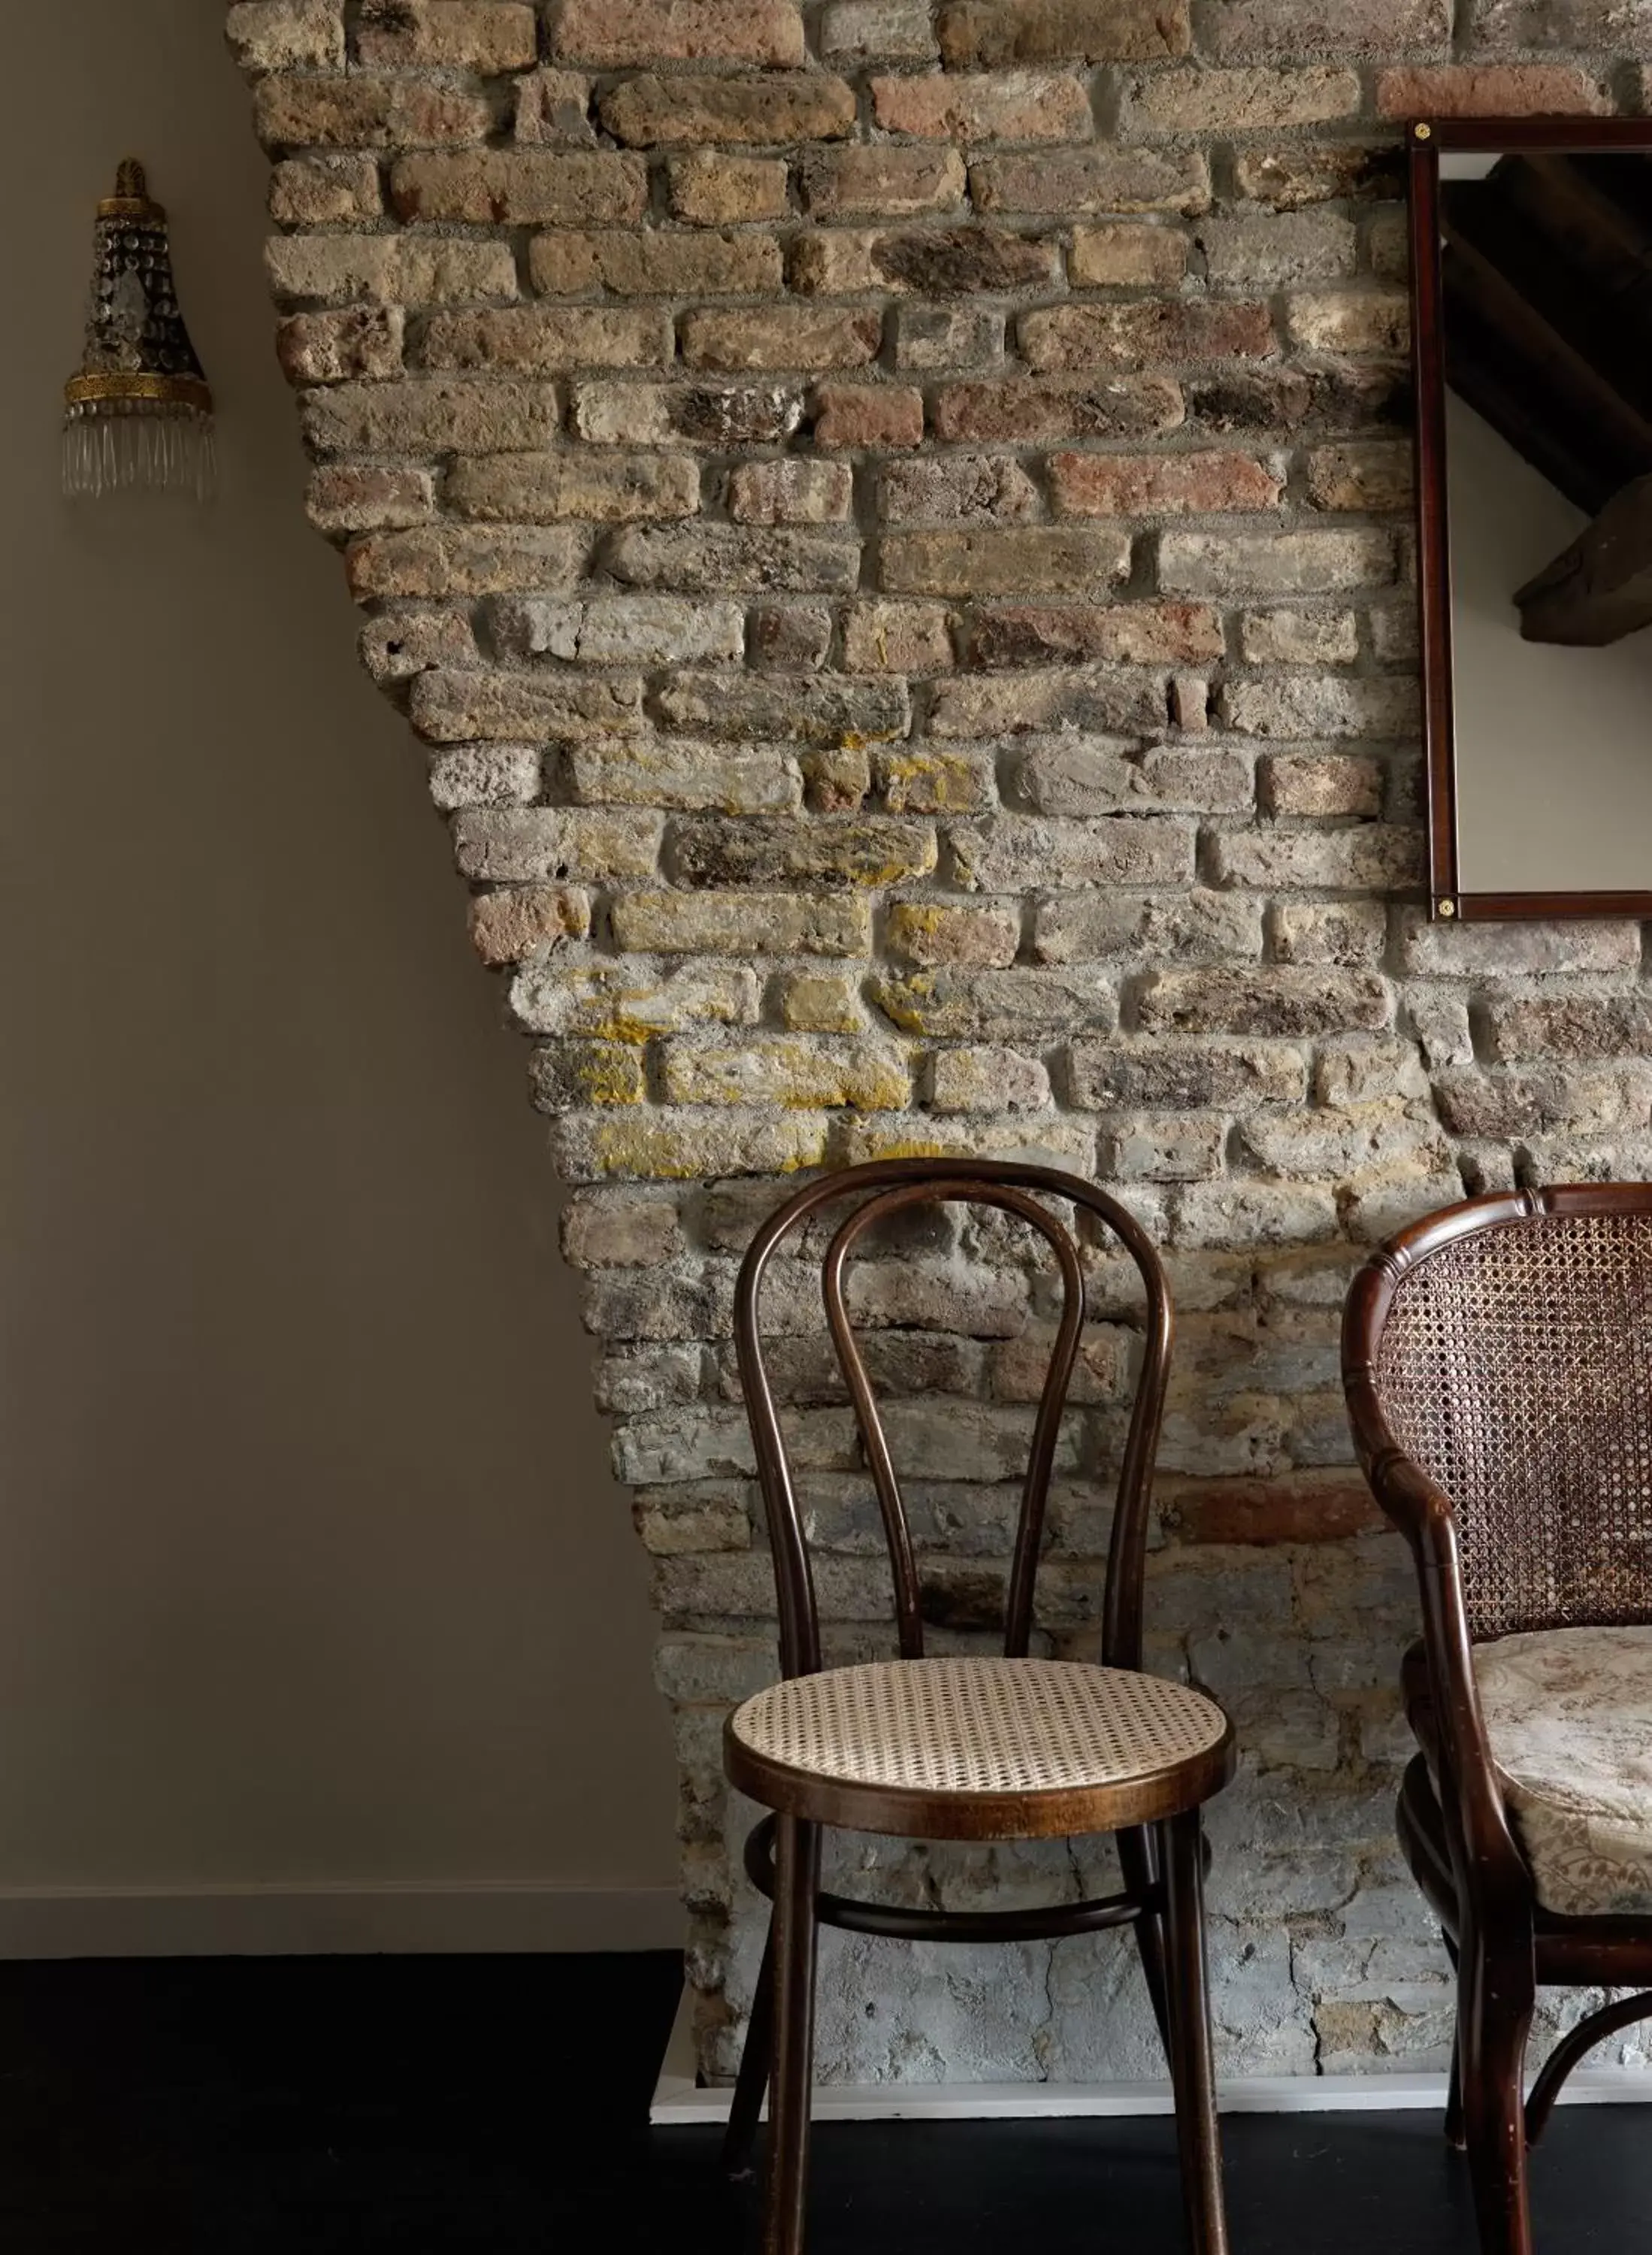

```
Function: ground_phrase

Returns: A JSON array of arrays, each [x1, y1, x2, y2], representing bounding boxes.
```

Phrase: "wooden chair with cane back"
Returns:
[[719, 1156, 1236, 2255], [1344, 1183, 1652, 2255]]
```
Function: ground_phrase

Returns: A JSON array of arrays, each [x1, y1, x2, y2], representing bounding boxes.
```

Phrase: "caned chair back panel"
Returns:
[[1366, 1193, 1652, 1642], [734, 1158, 1174, 1680]]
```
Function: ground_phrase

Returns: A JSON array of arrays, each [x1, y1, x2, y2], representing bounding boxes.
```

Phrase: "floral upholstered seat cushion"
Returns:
[[1473, 1624, 1652, 1917]]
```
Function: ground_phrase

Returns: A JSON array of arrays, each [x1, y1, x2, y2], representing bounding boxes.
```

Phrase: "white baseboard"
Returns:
[[0, 1883, 685, 1959], [649, 1986, 1652, 2125]]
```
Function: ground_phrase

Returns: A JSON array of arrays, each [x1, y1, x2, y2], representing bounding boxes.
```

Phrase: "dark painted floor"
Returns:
[[0, 1952, 1642, 2251]]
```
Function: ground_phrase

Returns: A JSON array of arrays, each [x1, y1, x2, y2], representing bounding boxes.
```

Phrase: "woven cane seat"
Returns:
[[725, 1657, 1233, 1840]]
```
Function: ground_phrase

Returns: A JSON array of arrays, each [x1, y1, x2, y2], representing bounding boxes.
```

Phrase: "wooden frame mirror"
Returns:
[[1410, 116, 1652, 922]]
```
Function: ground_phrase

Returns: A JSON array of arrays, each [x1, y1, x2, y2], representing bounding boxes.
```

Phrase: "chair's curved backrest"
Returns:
[[734, 1158, 1173, 1680], [1346, 1185, 1652, 1642]]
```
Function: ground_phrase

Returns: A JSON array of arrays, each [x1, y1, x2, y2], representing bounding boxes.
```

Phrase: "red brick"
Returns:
[[970, 601, 1224, 667], [354, 1, 538, 68], [801, 146, 967, 218], [937, 0, 1189, 61], [1161, 1476, 1385, 1545], [389, 150, 646, 224], [931, 376, 1185, 443], [1375, 63, 1608, 119], [871, 71, 1094, 141], [254, 74, 489, 148], [812, 384, 924, 449], [1049, 449, 1282, 516], [549, 0, 805, 64]]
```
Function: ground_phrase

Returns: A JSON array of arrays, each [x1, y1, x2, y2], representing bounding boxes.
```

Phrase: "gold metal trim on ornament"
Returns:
[[65, 371, 213, 413]]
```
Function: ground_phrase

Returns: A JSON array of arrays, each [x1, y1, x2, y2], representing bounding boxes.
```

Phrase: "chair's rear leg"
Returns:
[[1160, 1808, 1230, 2255], [764, 1815, 821, 2255], [1118, 1824, 1175, 2068], [722, 1922, 775, 2180]]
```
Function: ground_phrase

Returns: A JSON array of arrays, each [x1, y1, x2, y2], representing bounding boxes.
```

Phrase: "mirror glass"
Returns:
[[1441, 149, 1652, 898]]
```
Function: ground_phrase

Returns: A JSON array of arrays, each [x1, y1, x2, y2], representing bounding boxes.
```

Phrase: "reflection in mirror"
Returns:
[[1440, 149, 1652, 897]]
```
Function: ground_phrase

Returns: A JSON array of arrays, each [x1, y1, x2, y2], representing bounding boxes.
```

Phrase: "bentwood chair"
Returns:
[[1345, 1184, 1652, 2255], [720, 1158, 1235, 2255]]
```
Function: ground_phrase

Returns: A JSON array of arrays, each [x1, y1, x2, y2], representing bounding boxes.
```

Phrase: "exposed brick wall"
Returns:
[[230, 0, 1652, 2081]]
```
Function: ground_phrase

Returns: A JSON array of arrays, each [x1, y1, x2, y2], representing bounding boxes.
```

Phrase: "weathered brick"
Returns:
[[1101, 1112, 1227, 1182], [1023, 299, 1275, 374], [362, 608, 479, 685], [876, 746, 994, 813], [880, 527, 1131, 598], [608, 524, 860, 593], [389, 150, 646, 225], [254, 75, 489, 150], [973, 147, 1209, 216], [552, 0, 803, 62], [468, 885, 590, 967], [871, 967, 1117, 1039], [663, 1036, 910, 1109], [1375, 64, 1608, 120], [227, 1, 344, 70], [668, 153, 789, 226], [571, 381, 802, 447], [870, 71, 1094, 142], [879, 456, 1040, 525], [1159, 526, 1394, 596], [529, 230, 782, 298], [449, 451, 697, 523], [754, 607, 837, 674], [1286, 292, 1409, 356], [820, 0, 939, 60], [1070, 1037, 1306, 1109], [778, 971, 870, 1032], [455, 810, 662, 885], [1396, 910, 1640, 979], [653, 673, 908, 748], [670, 816, 936, 888], [490, 595, 744, 666], [1269, 900, 1387, 967], [278, 305, 403, 385], [1050, 450, 1282, 518], [1203, 0, 1450, 59], [1070, 222, 1189, 287], [931, 1046, 1051, 1112], [354, 2, 538, 68], [302, 377, 560, 456], [511, 955, 755, 1034], [1123, 64, 1359, 132], [929, 670, 1166, 738], [1198, 211, 1359, 289], [801, 147, 966, 219], [1206, 826, 1424, 892], [811, 383, 924, 449], [1259, 753, 1385, 819], [1163, 1473, 1381, 1545], [971, 601, 1221, 669], [554, 1109, 827, 1183], [1233, 144, 1402, 210], [1037, 888, 1262, 965], [939, 0, 1188, 62], [308, 463, 434, 536], [885, 900, 1021, 969], [601, 74, 855, 147], [1485, 994, 1652, 1064], [682, 307, 882, 372], [1239, 607, 1359, 667], [427, 742, 540, 810], [1221, 676, 1417, 740], [793, 226, 1060, 298], [728, 459, 853, 525], [1173, 1179, 1339, 1247], [411, 668, 646, 743], [562, 1191, 683, 1270], [567, 743, 800, 814], [843, 601, 955, 674], [346, 523, 586, 600], [268, 154, 381, 226], [952, 816, 1194, 891], [1017, 740, 1250, 816], [1139, 966, 1391, 1037], [422, 307, 670, 371], [515, 70, 597, 145], [611, 891, 870, 958], [931, 375, 1185, 444], [1306, 443, 1411, 513]]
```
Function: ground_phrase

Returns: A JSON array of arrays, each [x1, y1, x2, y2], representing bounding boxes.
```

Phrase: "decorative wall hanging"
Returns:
[[62, 160, 215, 502]]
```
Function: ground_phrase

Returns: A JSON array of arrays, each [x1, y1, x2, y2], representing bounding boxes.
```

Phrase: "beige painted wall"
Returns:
[[0, 0, 676, 1931], [1449, 395, 1652, 897]]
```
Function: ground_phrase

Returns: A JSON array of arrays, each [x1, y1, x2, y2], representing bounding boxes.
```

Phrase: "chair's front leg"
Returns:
[[1458, 1942, 1535, 2255], [723, 1921, 775, 2179], [1118, 1824, 1175, 2069], [766, 1814, 822, 2255], [1160, 1807, 1230, 2255]]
